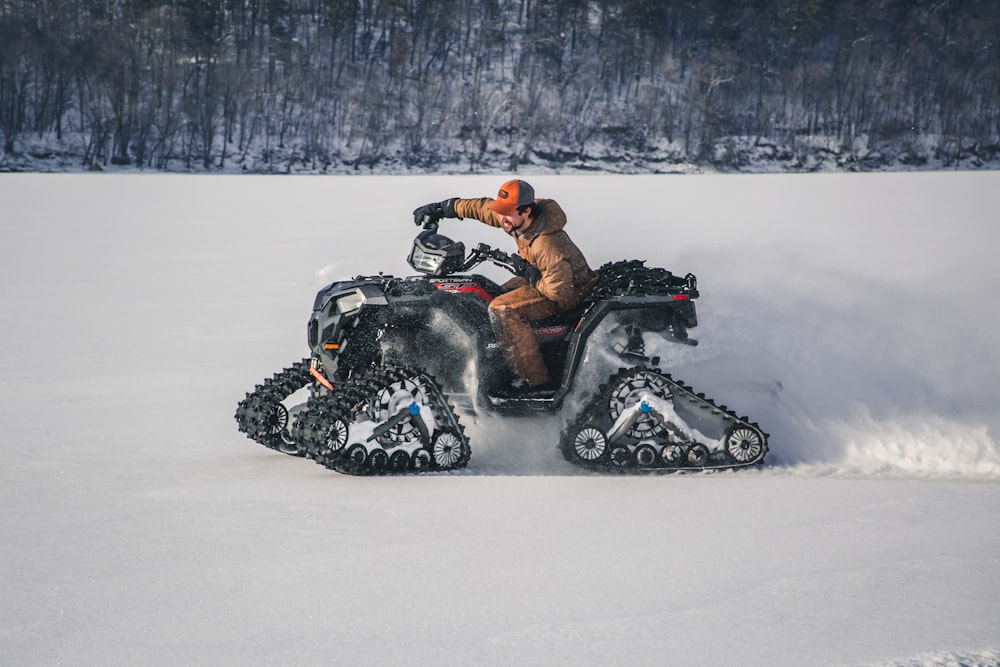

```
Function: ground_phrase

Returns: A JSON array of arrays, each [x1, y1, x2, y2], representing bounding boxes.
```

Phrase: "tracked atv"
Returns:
[[235, 220, 768, 475]]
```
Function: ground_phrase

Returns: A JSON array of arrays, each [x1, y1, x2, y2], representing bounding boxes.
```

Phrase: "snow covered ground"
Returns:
[[1, 172, 999, 666]]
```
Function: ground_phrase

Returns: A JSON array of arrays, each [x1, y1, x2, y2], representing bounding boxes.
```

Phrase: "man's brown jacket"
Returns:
[[453, 197, 598, 311]]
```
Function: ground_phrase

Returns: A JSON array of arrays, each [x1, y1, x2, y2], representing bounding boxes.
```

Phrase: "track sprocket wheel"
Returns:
[[373, 376, 432, 446], [607, 370, 672, 439]]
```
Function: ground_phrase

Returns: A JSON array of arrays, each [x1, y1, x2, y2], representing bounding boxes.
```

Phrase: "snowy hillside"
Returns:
[[1, 172, 998, 666], [4, 1, 999, 174]]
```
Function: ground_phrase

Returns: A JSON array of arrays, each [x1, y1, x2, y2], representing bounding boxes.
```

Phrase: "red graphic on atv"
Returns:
[[432, 280, 494, 303]]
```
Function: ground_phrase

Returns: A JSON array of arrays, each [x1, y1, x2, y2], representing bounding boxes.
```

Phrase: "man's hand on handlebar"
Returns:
[[512, 256, 542, 286]]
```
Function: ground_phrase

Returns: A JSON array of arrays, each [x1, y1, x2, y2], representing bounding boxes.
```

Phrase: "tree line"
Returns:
[[1, 0, 998, 172]]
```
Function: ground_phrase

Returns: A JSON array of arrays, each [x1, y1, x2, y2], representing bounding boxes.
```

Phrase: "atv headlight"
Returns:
[[336, 290, 366, 315], [409, 244, 446, 274], [408, 230, 466, 276]]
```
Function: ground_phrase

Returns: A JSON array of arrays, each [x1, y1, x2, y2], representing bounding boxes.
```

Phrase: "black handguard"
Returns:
[[412, 197, 458, 227]]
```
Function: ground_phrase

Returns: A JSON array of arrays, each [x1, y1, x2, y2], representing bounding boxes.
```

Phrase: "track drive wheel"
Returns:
[[606, 369, 672, 439]]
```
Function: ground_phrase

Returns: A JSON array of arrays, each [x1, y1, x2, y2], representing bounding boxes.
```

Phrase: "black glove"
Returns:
[[412, 198, 458, 227], [510, 254, 542, 286]]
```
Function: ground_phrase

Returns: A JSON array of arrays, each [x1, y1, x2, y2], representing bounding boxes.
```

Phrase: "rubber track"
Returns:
[[559, 366, 768, 473], [234, 358, 313, 455], [294, 364, 470, 476]]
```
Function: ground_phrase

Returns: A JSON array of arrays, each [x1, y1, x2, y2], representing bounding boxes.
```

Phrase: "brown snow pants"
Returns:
[[488, 277, 561, 387]]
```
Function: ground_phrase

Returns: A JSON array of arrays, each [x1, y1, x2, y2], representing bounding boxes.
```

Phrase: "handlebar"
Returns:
[[461, 242, 522, 274], [413, 221, 529, 278]]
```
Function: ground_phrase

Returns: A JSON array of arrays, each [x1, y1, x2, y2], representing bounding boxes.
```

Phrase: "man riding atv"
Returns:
[[236, 183, 769, 474], [413, 179, 598, 396]]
